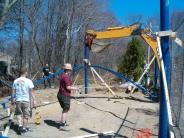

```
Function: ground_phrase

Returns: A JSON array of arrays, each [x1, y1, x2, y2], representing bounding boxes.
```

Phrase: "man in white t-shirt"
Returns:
[[11, 68, 36, 134]]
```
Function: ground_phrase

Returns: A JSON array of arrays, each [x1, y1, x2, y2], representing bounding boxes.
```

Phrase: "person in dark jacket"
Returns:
[[42, 64, 51, 88]]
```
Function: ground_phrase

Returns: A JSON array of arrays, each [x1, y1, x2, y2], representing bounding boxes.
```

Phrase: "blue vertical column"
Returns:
[[84, 45, 89, 94], [159, 0, 170, 137]]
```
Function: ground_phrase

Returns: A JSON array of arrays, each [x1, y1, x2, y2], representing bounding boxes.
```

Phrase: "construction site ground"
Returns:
[[0, 85, 159, 138]]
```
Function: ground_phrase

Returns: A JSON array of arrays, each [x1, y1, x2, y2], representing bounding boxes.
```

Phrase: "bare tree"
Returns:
[[24, 0, 43, 72], [1, 0, 122, 75], [18, 0, 24, 70], [0, 0, 18, 26], [63, 0, 74, 63]]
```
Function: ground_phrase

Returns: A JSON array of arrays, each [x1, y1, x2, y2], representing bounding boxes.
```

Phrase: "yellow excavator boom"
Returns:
[[141, 33, 160, 69], [86, 24, 160, 68], [87, 24, 140, 39]]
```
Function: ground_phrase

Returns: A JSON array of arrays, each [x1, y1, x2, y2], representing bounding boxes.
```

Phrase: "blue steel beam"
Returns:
[[159, 0, 170, 137], [91, 65, 147, 92], [0, 66, 82, 109]]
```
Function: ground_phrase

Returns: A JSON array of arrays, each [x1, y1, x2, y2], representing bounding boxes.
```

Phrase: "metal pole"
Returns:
[[90, 66, 116, 96], [130, 56, 156, 95], [90, 67, 97, 85], [159, 0, 170, 137], [3, 110, 15, 137], [84, 45, 89, 94], [70, 131, 114, 138], [157, 36, 174, 138], [154, 60, 158, 92], [178, 64, 184, 128], [148, 46, 150, 64]]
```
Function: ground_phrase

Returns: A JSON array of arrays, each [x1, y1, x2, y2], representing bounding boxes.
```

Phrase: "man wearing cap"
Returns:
[[57, 63, 78, 130]]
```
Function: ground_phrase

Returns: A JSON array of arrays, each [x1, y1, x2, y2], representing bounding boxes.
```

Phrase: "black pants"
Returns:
[[57, 93, 70, 113]]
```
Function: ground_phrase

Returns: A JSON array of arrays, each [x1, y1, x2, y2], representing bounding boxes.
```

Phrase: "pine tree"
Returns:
[[117, 37, 144, 81]]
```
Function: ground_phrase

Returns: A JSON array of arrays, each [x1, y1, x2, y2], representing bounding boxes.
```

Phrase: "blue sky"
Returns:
[[107, 0, 184, 24]]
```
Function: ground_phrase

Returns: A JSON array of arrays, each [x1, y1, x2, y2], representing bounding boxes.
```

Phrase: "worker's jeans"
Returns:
[[43, 75, 51, 88]]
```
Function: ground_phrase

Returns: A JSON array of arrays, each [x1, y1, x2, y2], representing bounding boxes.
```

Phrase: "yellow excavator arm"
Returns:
[[140, 33, 160, 69], [86, 24, 160, 68], [87, 24, 140, 39]]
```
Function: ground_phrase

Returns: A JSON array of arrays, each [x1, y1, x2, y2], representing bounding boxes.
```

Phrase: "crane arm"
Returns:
[[86, 24, 160, 68], [141, 33, 160, 69], [87, 24, 140, 39]]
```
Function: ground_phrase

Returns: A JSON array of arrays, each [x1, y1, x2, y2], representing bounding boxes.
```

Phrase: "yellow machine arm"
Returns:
[[140, 33, 160, 69], [87, 24, 140, 39], [86, 24, 160, 68]]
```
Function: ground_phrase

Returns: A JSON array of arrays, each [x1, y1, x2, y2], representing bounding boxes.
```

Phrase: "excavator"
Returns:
[[84, 24, 178, 138], [85, 24, 160, 68]]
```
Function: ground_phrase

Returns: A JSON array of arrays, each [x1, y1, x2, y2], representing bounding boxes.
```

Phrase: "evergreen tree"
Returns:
[[117, 37, 144, 81]]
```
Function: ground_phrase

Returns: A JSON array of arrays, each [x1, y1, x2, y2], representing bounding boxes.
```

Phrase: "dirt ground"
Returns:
[[0, 85, 159, 138]]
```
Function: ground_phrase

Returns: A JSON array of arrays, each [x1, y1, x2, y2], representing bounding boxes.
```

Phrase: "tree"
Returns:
[[18, 0, 24, 71], [0, 0, 18, 26], [0, 0, 121, 76], [117, 37, 144, 81]]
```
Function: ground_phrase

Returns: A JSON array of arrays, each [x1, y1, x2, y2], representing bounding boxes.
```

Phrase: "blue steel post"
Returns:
[[159, 0, 170, 137], [84, 45, 89, 94]]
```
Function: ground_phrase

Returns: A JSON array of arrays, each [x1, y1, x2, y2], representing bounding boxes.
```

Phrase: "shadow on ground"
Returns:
[[4, 122, 21, 135], [84, 102, 133, 124], [44, 120, 60, 129], [125, 96, 153, 103], [135, 108, 158, 116]]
